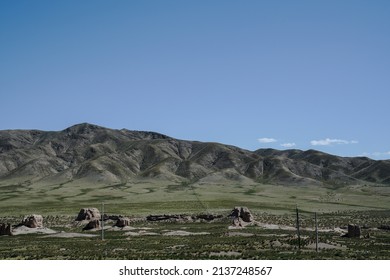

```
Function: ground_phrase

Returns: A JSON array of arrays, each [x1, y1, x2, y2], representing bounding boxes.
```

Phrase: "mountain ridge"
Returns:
[[1, 123, 389, 186]]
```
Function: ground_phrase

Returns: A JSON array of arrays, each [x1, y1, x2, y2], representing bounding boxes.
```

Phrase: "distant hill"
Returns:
[[1, 123, 389, 186]]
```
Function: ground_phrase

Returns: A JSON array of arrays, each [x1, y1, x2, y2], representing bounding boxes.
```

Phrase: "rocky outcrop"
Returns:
[[229, 207, 254, 223], [0, 223, 13, 236], [22, 215, 43, 228], [83, 219, 100, 230], [228, 207, 254, 227], [240, 207, 253, 223], [115, 217, 131, 227], [345, 224, 361, 238], [76, 208, 101, 221], [76, 208, 103, 231]]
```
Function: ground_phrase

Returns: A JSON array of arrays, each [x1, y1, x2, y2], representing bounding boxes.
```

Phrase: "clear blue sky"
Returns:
[[1, 0, 389, 159]]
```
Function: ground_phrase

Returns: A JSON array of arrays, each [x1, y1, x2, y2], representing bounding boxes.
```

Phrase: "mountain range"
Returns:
[[1, 123, 389, 186]]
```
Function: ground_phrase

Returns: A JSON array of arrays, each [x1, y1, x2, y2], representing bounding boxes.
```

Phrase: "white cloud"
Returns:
[[258, 137, 277, 143], [310, 138, 358, 146], [281, 143, 296, 148]]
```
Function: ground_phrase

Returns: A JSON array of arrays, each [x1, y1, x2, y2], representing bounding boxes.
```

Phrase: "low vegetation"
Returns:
[[0, 211, 389, 260], [0, 181, 389, 260]]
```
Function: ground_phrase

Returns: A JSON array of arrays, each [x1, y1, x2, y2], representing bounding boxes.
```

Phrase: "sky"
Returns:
[[1, 0, 389, 159]]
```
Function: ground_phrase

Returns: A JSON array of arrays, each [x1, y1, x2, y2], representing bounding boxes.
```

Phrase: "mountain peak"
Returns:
[[63, 123, 104, 133]]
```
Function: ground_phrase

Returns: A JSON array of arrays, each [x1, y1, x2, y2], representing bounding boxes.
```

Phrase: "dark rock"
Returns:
[[5, 224, 12, 236], [378, 225, 390, 230], [103, 214, 122, 221], [0, 224, 5, 235], [83, 219, 100, 230], [115, 217, 131, 227], [76, 208, 101, 221], [146, 214, 184, 221], [146, 214, 222, 222], [229, 206, 254, 223], [240, 207, 253, 223], [346, 224, 361, 238]]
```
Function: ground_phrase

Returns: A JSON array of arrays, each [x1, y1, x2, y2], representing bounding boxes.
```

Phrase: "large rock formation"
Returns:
[[229, 206, 254, 223], [83, 219, 100, 230], [22, 215, 43, 228], [76, 208, 101, 221], [240, 207, 253, 223]]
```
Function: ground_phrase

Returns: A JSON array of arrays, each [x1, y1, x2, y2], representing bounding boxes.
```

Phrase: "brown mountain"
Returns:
[[0, 123, 389, 186]]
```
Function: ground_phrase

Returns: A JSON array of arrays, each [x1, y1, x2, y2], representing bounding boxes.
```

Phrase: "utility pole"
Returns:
[[296, 205, 301, 250], [101, 202, 104, 241], [315, 212, 318, 252]]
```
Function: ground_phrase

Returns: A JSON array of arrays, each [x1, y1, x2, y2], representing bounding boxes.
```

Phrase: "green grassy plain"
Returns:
[[0, 180, 389, 259], [1, 179, 389, 215]]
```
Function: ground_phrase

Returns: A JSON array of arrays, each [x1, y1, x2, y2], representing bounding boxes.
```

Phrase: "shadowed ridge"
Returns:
[[255, 148, 302, 158]]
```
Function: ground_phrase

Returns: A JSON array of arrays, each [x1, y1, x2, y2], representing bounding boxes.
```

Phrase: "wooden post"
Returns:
[[296, 205, 301, 250], [315, 212, 318, 252], [101, 202, 104, 241]]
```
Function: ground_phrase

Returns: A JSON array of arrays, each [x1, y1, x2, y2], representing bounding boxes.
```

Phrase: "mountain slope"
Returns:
[[1, 123, 389, 186]]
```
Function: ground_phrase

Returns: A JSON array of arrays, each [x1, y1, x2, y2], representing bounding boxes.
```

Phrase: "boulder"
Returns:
[[115, 217, 131, 227], [347, 224, 361, 238], [240, 207, 253, 223], [83, 219, 100, 230], [229, 206, 254, 223], [22, 214, 43, 228], [76, 208, 101, 221], [229, 207, 240, 219]]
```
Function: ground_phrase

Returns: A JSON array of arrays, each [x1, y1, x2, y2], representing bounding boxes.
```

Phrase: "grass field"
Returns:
[[0, 180, 389, 259]]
